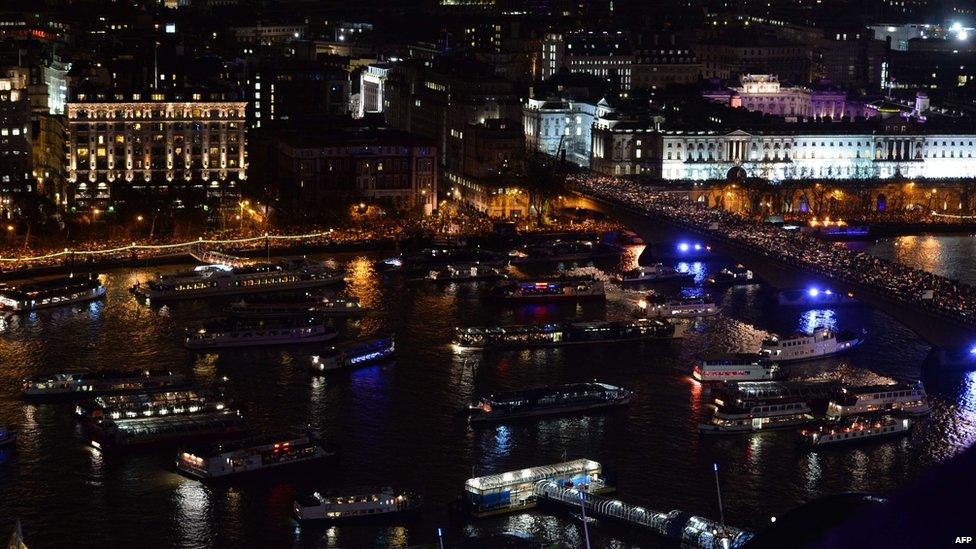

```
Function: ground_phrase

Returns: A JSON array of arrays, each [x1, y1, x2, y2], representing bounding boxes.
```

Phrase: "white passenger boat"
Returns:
[[800, 416, 911, 448], [825, 382, 930, 419], [760, 327, 864, 362], [294, 487, 421, 521], [22, 370, 188, 399], [176, 431, 334, 480], [614, 263, 694, 284], [311, 334, 396, 372], [185, 317, 337, 349], [641, 295, 719, 318], [692, 354, 780, 382], [132, 258, 343, 301], [699, 381, 842, 434], [0, 276, 105, 313]]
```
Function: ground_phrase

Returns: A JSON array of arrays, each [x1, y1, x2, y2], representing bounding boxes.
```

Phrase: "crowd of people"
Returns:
[[576, 176, 976, 325]]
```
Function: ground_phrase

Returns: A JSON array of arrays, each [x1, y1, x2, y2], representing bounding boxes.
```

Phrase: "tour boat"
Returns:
[[454, 319, 681, 350], [88, 409, 248, 449], [74, 388, 230, 422], [381, 248, 506, 272], [132, 258, 343, 301], [185, 316, 337, 349], [224, 295, 366, 318], [0, 276, 105, 313], [800, 416, 911, 448], [699, 381, 843, 434], [22, 370, 188, 399], [491, 276, 606, 302], [760, 327, 865, 362], [311, 334, 396, 372], [825, 382, 931, 419], [707, 265, 755, 285], [692, 354, 781, 382], [294, 487, 421, 521], [0, 426, 16, 448], [466, 382, 632, 423], [176, 431, 335, 480], [614, 263, 694, 284], [508, 240, 622, 264], [641, 295, 719, 318], [424, 264, 508, 283]]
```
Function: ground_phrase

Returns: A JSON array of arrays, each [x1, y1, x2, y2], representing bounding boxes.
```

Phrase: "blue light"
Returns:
[[808, 288, 819, 297], [825, 289, 833, 296], [694, 244, 702, 250], [678, 242, 690, 252], [969, 345, 976, 355]]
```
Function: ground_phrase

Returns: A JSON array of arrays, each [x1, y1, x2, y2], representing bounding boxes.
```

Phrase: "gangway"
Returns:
[[533, 480, 754, 549], [189, 245, 250, 268]]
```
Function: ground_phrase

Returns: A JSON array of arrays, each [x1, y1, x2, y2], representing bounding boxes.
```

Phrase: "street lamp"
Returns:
[[137, 215, 144, 222]]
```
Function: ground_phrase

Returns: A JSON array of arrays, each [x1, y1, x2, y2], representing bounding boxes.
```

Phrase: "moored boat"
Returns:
[[614, 263, 694, 284], [185, 316, 337, 349], [509, 240, 622, 264], [311, 334, 396, 372], [466, 382, 632, 423], [74, 388, 230, 422], [132, 258, 343, 301], [22, 370, 188, 399], [825, 382, 930, 419], [699, 381, 843, 434], [294, 487, 421, 521], [799, 416, 911, 448], [692, 354, 780, 382], [88, 409, 248, 449], [176, 431, 335, 480], [760, 327, 865, 362], [223, 295, 366, 318], [424, 263, 508, 282], [641, 295, 719, 318], [491, 276, 605, 302], [0, 275, 105, 313], [454, 319, 680, 350], [707, 265, 755, 285]]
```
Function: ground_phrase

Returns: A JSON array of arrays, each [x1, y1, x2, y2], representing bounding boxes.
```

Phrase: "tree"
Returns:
[[517, 150, 567, 227]]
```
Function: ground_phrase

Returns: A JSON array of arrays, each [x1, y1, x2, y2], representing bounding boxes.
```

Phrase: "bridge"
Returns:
[[567, 185, 976, 360], [533, 480, 753, 549]]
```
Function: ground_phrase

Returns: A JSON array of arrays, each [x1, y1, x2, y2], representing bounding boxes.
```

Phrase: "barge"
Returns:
[[466, 382, 631, 423], [454, 319, 680, 350]]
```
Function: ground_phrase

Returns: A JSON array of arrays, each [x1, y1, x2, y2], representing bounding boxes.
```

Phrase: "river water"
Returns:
[[1, 237, 975, 548]]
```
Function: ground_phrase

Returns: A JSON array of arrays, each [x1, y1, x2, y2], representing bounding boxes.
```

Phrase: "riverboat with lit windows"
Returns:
[[707, 265, 755, 285], [508, 240, 622, 264], [454, 319, 680, 350], [641, 294, 719, 318], [692, 354, 781, 382], [88, 408, 248, 449], [699, 381, 843, 434], [224, 295, 366, 318], [614, 263, 694, 284], [0, 276, 105, 313], [294, 487, 421, 521], [22, 370, 188, 399], [176, 431, 334, 480], [799, 416, 911, 448], [491, 275, 605, 302], [185, 316, 337, 349], [760, 327, 864, 362], [132, 258, 343, 301], [466, 382, 632, 423], [311, 334, 396, 372], [424, 263, 508, 283], [825, 382, 930, 419], [74, 388, 230, 422]]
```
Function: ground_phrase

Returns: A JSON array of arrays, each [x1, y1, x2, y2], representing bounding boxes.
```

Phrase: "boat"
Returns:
[[491, 276, 606, 302], [777, 288, 857, 307], [509, 240, 622, 264], [454, 319, 681, 350], [88, 409, 248, 449], [381, 248, 506, 271], [570, 512, 598, 524], [760, 327, 865, 362], [825, 382, 931, 419], [294, 487, 421, 521], [74, 388, 230, 422], [641, 295, 719, 318], [22, 370, 188, 399], [223, 295, 366, 318], [614, 263, 694, 284], [692, 354, 781, 382], [176, 431, 335, 480], [131, 257, 343, 301], [799, 416, 911, 448], [0, 426, 16, 448], [0, 275, 105, 313], [424, 263, 508, 283], [185, 316, 337, 349], [707, 265, 755, 285], [466, 382, 632, 423], [699, 381, 843, 434], [311, 334, 396, 372]]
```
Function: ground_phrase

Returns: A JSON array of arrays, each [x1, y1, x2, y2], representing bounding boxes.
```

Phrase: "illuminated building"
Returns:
[[703, 74, 868, 120], [541, 31, 633, 90], [66, 90, 246, 210], [0, 69, 31, 218]]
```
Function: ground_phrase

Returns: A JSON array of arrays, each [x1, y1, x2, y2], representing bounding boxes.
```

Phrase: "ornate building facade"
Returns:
[[66, 92, 246, 210]]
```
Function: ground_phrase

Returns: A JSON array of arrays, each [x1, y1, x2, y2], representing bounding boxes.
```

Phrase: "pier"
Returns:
[[533, 480, 754, 549]]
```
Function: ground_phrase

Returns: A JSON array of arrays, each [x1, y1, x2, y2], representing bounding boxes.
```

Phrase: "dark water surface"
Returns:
[[1, 240, 975, 548]]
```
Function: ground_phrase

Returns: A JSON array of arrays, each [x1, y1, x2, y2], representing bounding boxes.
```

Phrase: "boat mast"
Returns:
[[713, 462, 725, 526], [578, 490, 591, 549]]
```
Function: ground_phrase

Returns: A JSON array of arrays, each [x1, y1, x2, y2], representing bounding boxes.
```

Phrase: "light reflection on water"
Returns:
[[797, 308, 839, 333]]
